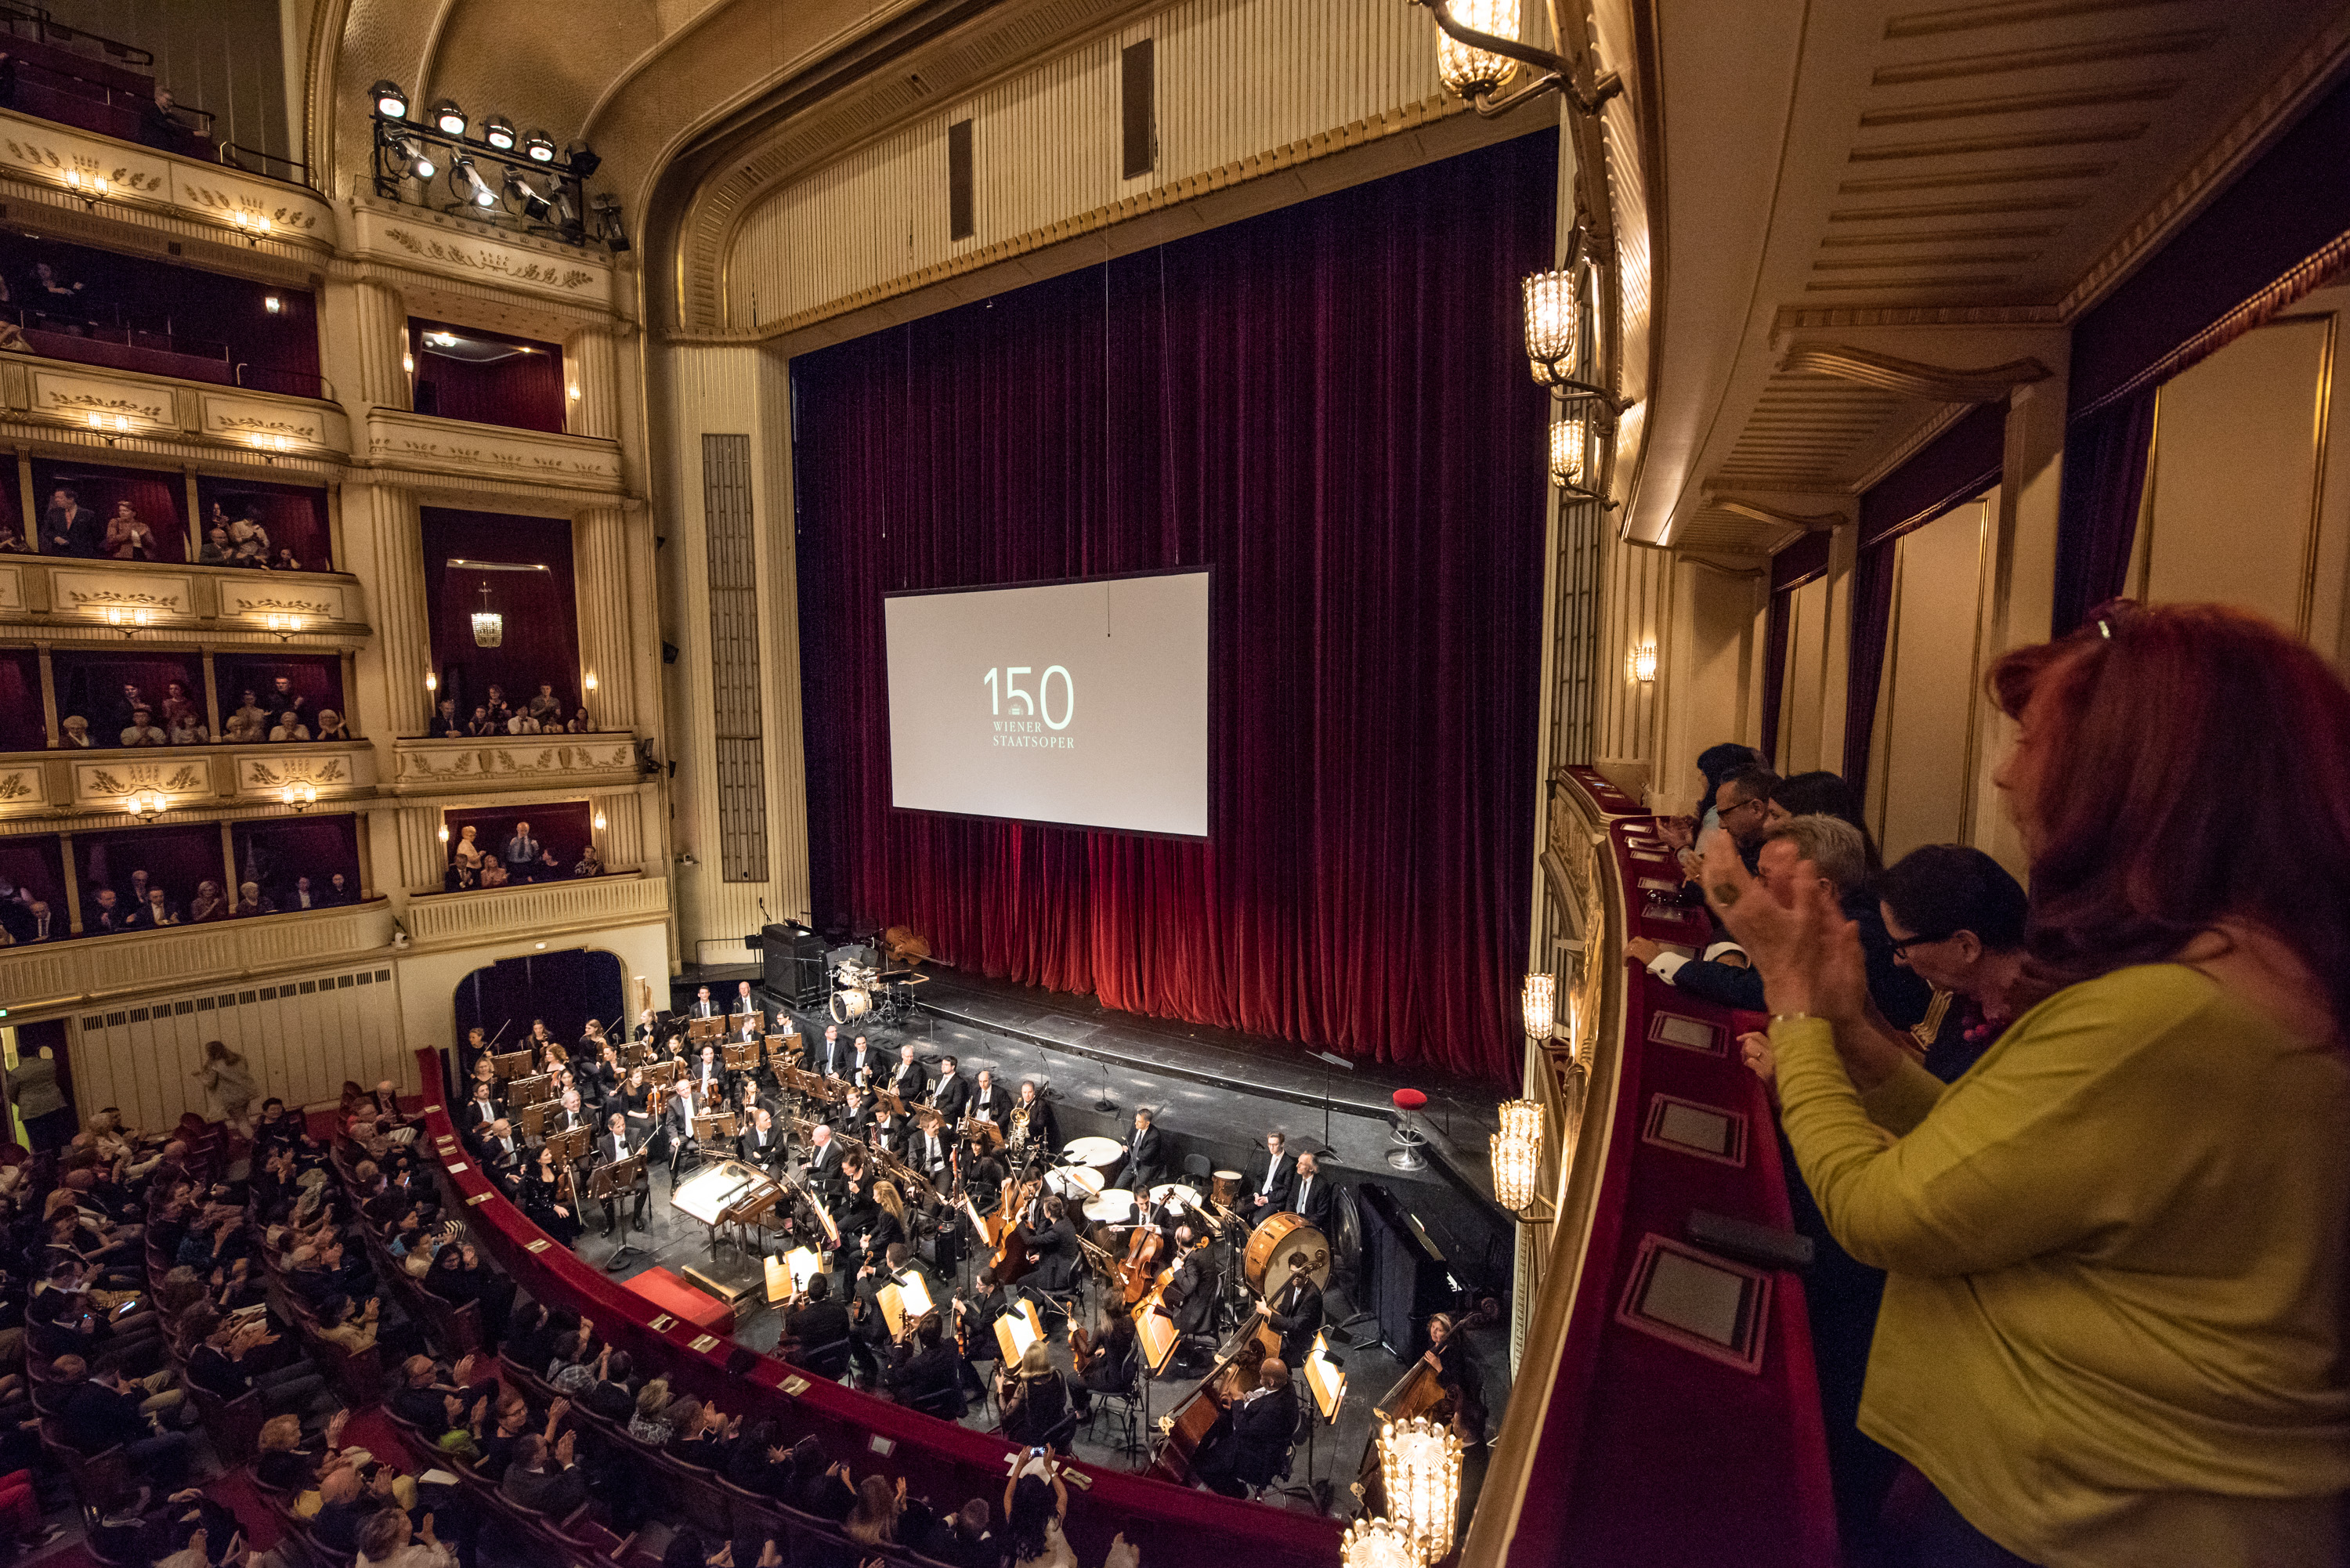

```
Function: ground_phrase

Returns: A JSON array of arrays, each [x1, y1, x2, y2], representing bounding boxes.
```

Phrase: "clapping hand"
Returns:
[[1700, 833, 1866, 1021]]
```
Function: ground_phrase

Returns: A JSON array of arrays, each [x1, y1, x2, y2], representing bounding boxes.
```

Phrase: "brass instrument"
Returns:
[[1008, 1104, 1032, 1154]]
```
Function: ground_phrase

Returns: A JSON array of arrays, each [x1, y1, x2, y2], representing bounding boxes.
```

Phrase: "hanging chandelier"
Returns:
[[471, 583, 504, 648], [1377, 1416, 1466, 1564]]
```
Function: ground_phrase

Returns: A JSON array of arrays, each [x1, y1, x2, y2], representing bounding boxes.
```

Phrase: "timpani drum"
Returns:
[[1144, 1182, 1203, 1212], [1244, 1212, 1331, 1299], [1083, 1188, 1137, 1226], [1209, 1170, 1244, 1209], [1063, 1136, 1125, 1169], [1044, 1165, 1105, 1203]]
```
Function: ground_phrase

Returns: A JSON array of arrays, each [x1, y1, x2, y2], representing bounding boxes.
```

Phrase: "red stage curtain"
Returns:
[[418, 508, 581, 728], [792, 133, 1557, 1082], [0, 649, 42, 750], [196, 475, 332, 571], [31, 457, 186, 562], [50, 649, 202, 742]]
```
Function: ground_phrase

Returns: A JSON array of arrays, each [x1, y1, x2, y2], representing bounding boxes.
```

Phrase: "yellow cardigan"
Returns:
[[1773, 963, 2350, 1568]]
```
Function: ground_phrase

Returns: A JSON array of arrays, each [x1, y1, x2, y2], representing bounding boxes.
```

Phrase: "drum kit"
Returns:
[[828, 958, 925, 1027]]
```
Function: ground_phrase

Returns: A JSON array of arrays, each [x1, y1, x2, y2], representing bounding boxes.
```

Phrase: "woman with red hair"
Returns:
[[1708, 602, 2350, 1567]]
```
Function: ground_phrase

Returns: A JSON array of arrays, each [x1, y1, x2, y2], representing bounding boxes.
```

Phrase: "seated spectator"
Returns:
[[573, 844, 604, 877], [187, 880, 226, 923], [273, 547, 302, 572], [58, 715, 92, 747], [86, 887, 133, 934], [355, 1503, 454, 1568], [185, 1306, 328, 1417], [166, 711, 208, 745], [428, 699, 464, 738], [315, 708, 350, 741], [466, 706, 499, 737], [120, 707, 166, 746], [1003, 1467, 1071, 1568], [483, 685, 512, 727], [197, 525, 233, 564], [505, 710, 542, 736], [324, 872, 354, 905], [137, 85, 190, 152], [225, 692, 269, 743], [255, 1410, 342, 1492], [566, 706, 593, 733], [477, 862, 509, 889], [269, 710, 311, 743], [142, 888, 177, 928], [627, 1378, 675, 1445], [232, 881, 273, 917], [501, 1429, 588, 1516], [102, 501, 154, 561], [53, 1354, 192, 1488], [582, 1348, 636, 1422], [536, 848, 566, 880]]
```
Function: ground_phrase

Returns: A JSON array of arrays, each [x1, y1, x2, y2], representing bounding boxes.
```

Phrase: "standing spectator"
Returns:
[[501, 822, 540, 882], [526, 684, 564, 726], [39, 486, 94, 556], [191, 1042, 255, 1134], [102, 501, 154, 561], [159, 681, 198, 730]]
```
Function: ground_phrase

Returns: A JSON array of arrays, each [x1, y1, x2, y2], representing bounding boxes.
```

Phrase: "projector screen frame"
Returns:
[[880, 565, 1217, 843]]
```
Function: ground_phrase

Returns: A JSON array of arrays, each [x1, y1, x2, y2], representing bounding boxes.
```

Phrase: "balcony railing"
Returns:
[[0, 896, 394, 1010], [0, 739, 379, 818], [400, 871, 666, 948]]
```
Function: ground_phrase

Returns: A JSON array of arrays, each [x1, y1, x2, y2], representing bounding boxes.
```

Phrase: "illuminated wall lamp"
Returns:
[[1521, 973, 1554, 1041], [581, 671, 598, 695], [262, 612, 303, 642], [1376, 1417, 1465, 1565], [63, 168, 109, 204], [1414, 0, 1622, 117], [125, 787, 168, 823], [233, 211, 274, 245], [592, 811, 607, 833], [86, 410, 131, 445], [280, 781, 317, 812], [436, 824, 450, 844], [101, 604, 154, 638], [1630, 643, 1658, 684], [425, 672, 439, 695], [1490, 1129, 1547, 1216], [1340, 1519, 1426, 1568]]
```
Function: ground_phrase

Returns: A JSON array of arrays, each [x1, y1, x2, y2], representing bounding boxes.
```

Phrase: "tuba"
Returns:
[[1008, 1104, 1031, 1154]]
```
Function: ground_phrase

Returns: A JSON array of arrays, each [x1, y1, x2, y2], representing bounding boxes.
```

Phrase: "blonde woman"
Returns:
[[192, 1040, 254, 1134], [452, 824, 483, 889]]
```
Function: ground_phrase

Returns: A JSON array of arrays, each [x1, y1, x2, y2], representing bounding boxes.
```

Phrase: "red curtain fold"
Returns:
[[410, 318, 566, 434], [0, 649, 42, 750], [792, 133, 1558, 1083], [50, 650, 203, 742], [196, 475, 332, 571], [230, 815, 360, 901], [0, 836, 64, 912], [418, 508, 582, 728], [31, 457, 187, 562], [75, 823, 226, 914], [2051, 383, 2162, 638]]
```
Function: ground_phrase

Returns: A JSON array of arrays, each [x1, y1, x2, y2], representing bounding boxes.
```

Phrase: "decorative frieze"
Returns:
[[390, 736, 639, 794], [365, 408, 624, 493]]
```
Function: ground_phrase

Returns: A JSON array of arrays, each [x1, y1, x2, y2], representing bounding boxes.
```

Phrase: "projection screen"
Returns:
[[883, 570, 1211, 838]]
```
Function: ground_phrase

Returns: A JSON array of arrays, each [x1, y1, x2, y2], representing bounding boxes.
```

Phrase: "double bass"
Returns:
[[1119, 1218, 1165, 1306]]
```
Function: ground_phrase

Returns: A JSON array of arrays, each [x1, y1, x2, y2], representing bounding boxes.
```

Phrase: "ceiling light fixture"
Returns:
[[483, 116, 516, 151], [372, 81, 409, 119], [522, 130, 557, 164], [471, 583, 504, 648]]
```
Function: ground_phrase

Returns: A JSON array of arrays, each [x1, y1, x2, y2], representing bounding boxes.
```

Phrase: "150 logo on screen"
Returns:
[[983, 665, 1076, 750]]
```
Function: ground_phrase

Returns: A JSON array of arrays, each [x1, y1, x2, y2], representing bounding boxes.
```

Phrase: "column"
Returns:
[[563, 324, 620, 440], [351, 481, 433, 736], [1969, 371, 2070, 873], [572, 504, 636, 732], [352, 279, 411, 413]]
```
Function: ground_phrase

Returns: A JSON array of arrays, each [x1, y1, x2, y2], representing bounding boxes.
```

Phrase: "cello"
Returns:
[[1119, 1218, 1165, 1306], [991, 1176, 1043, 1288]]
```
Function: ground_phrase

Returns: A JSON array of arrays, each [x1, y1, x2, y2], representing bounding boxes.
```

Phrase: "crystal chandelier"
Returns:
[[1378, 1416, 1465, 1564], [470, 583, 504, 648], [1521, 973, 1555, 1041], [1340, 1518, 1426, 1568], [1491, 1129, 1539, 1212]]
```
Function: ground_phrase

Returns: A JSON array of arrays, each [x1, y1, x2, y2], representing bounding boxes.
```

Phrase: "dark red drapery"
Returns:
[[418, 508, 581, 728], [410, 318, 566, 434], [792, 133, 1556, 1083], [215, 652, 345, 733], [31, 457, 187, 562], [0, 649, 42, 750], [197, 475, 332, 571], [231, 814, 360, 901]]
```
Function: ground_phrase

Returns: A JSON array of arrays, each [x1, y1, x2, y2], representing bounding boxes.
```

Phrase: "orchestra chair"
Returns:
[[1083, 1348, 1149, 1458], [1180, 1152, 1213, 1185], [795, 1334, 855, 1382], [910, 1382, 968, 1422]]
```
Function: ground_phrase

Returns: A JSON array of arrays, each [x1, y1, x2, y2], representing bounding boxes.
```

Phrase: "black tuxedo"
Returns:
[[845, 1046, 877, 1083], [689, 996, 719, 1018], [1229, 1384, 1300, 1491], [1247, 1150, 1296, 1212], [890, 1060, 928, 1104], [909, 1129, 951, 1180], [867, 1115, 908, 1158], [460, 1099, 501, 1137], [1014, 1097, 1061, 1153], [1163, 1245, 1220, 1335], [483, 1133, 522, 1171], [1123, 1125, 1168, 1190], [1264, 1276, 1325, 1364], [968, 1085, 1011, 1125], [927, 1072, 971, 1123], [815, 1036, 849, 1076], [738, 1124, 785, 1169], [1287, 1169, 1334, 1232], [591, 1128, 649, 1230], [804, 1137, 846, 1194]]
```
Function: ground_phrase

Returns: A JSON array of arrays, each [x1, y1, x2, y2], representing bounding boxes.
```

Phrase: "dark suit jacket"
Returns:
[[784, 1299, 851, 1353], [846, 1047, 878, 1082], [1287, 1172, 1335, 1232], [1231, 1384, 1300, 1487], [888, 1342, 965, 1414], [890, 1061, 929, 1104], [1266, 1277, 1325, 1364], [503, 1461, 589, 1517], [592, 1130, 648, 1193], [1247, 1150, 1296, 1210], [1165, 1247, 1219, 1335], [928, 1073, 972, 1122], [968, 1086, 1011, 1124], [815, 1037, 848, 1075], [738, 1127, 786, 1167], [1125, 1125, 1168, 1186]]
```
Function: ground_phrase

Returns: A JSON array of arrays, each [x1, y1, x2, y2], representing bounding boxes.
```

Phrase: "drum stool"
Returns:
[[1386, 1088, 1430, 1171]]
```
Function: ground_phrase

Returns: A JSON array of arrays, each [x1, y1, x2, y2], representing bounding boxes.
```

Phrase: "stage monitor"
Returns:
[[884, 570, 1209, 837]]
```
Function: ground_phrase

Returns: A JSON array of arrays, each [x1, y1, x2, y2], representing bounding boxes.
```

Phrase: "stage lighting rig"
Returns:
[[367, 82, 606, 248]]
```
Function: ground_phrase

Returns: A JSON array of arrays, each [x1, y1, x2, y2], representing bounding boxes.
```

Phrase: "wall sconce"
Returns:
[[1631, 644, 1658, 684], [63, 168, 109, 206], [262, 612, 302, 642], [1376, 1417, 1465, 1564], [592, 811, 607, 833], [85, 410, 131, 445], [1340, 1519, 1425, 1568], [1414, 0, 1622, 117], [101, 604, 154, 638], [581, 671, 598, 695], [1521, 973, 1554, 1041], [402, 352, 415, 375], [425, 671, 439, 695], [233, 212, 275, 246], [280, 781, 317, 812], [566, 383, 581, 402], [1491, 1128, 1542, 1213], [248, 432, 294, 462], [470, 583, 504, 648], [125, 788, 168, 823], [436, 824, 450, 844]]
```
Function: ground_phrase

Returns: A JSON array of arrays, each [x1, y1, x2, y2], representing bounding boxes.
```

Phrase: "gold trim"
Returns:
[[2132, 383, 2163, 604], [1957, 496, 1993, 846], [2298, 313, 2336, 638]]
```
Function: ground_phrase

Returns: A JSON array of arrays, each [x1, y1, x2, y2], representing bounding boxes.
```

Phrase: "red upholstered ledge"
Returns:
[[412, 1050, 1343, 1568]]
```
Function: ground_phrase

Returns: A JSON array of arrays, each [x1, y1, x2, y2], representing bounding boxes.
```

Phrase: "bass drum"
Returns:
[[829, 987, 871, 1025], [1243, 1212, 1331, 1300]]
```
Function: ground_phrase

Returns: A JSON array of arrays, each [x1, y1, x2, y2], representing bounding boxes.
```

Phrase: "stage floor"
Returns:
[[561, 1164, 1511, 1516]]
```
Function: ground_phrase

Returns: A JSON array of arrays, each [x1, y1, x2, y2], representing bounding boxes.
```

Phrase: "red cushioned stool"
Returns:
[[1387, 1088, 1429, 1171]]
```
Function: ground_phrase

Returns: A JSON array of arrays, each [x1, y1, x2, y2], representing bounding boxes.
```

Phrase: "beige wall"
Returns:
[[1775, 573, 1832, 775], [2131, 300, 2345, 656], [1867, 493, 1996, 862], [1655, 558, 1762, 816]]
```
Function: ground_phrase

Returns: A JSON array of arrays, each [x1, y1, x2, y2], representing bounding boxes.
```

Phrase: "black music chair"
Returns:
[[1180, 1153, 1213, 1184], [909, 1382, 967, 1422], [1083, 1348, 1148, 1458], [794, 1335, 854, 1382]]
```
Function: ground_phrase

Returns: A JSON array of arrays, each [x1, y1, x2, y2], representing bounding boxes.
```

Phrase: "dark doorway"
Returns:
[[453, 948, 624, 1056]]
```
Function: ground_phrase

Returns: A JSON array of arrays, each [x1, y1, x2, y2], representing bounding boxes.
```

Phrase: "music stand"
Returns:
[[545, 1125, 591, 1168], [590, 1153, 650, 1272], [1286, 1330, 1347, 1512], [618, 1041, 654, 1068], [647, 1060, 683, 1086], [493, 1050, 533, 1081], [686, 1017, 725, 1044], [724, 1040, 761, 1073], [519, 1103, 551, 1141]]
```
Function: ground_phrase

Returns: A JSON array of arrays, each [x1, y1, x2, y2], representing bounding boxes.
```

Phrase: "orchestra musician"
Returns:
[[519, 1143, 584, 1245], [480, 1118, 524, 1174], [868, 1101, 909, 1160], [1024, 1196, 1080, 1299], [1068, 1299, 1139, 1417], [734, 979, 757, 1015], [663, 1079, 706, 1179], [968, 1069, 1011, 1126], [552, 1088, 595, 1137], [581, 1042, 621, 1108], [458, 1080, 501, 1141], [953, 1270, 1007, 1379], [802, 1123, 847, 1197], [620, 1066, 656, 1127], [689, 985, 720, 1018], [739, 1107, 787, 1170], [1012, 1080, 1060, 1156], [735, 1010, 764, 1049], [814, 1024, 847, 1078], [846, 1034, 879, 1083], [1288, 1152, 1333, 1232], [999, 1342, 1074, 1452], [885, 1313, 965, 1417], [1158, 1226, 1220, 1339], [691, 1044, 728, 1103], [1120, 1108, 1167, 1192], [1419, 1310, 1483, 1407], [909, 1111, 953, 1185], [778, 1273, 851, 1367], [632, 1007, 660, 1047], [591, 1111, 650, 1236], [463, 1024, 491, 1076], [1245, 1132, 1296, 1216], [737, 1078, 770, 1126], [833, 1086, 875, 1143], [1256, 1251, 1325, 1364], [927, 1056, 972, 1123], [891, 1042, 928, 1104], [1196, 1360, 1299, 1498], [854, 1180, 910, 1284]]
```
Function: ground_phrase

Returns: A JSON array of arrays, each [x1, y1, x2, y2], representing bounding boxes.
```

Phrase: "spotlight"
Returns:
[[452, 157, 496, 209], [522, 129, 557, 164], [483, 115, 516, 151], [551, 187, 580, 235], [591, 192, 629, 251], [565, 140, 602, 180], [502, 168, 552, 221], [392, 134, 434, 180], [372, 80, 408, 119], [431, 99, 467, 136]]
